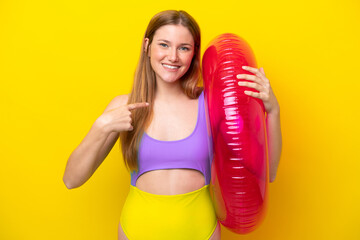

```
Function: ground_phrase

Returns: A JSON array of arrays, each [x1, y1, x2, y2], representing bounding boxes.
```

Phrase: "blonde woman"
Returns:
[[63, 10, 282, 240]]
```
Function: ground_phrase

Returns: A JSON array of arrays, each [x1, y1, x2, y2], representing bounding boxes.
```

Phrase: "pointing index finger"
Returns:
[[128, 102, 150, 110]]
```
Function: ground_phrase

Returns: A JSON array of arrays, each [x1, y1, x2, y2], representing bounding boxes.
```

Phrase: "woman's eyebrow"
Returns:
[[157, 39, 193, 46]]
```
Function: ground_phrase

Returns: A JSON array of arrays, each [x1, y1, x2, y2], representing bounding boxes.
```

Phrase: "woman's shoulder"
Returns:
[[115, 94, 130, 102], [102, 94, 130, 113], [110, 94, 130, 106]]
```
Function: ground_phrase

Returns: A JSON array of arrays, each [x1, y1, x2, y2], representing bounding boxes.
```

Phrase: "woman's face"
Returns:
[[145, 24, 195, 84]]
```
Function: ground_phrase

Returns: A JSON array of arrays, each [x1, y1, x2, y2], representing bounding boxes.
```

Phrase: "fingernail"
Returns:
[[238, 81, 245, 86], [242, 66, 247, 69]]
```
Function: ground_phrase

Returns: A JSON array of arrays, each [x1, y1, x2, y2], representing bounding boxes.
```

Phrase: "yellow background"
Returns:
[[1, 0, 359, 239]]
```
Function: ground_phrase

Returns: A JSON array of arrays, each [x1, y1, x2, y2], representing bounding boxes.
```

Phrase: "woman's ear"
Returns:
[[144, 38, 150, 56]]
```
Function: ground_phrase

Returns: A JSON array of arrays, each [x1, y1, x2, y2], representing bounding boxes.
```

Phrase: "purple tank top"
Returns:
[[130, 90, 213, 187]]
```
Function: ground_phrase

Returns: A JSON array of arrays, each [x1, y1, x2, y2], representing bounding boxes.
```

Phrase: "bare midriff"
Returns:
[[135, 169, 206, 195]]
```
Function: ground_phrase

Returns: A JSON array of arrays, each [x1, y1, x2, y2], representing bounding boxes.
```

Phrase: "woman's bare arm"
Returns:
[[237, 66, 283, 183], [63, 95, 128, 189], [266, 109, 282, 183]]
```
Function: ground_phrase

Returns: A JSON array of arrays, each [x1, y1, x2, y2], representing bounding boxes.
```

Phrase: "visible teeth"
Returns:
[[163, 64, 180, 69]]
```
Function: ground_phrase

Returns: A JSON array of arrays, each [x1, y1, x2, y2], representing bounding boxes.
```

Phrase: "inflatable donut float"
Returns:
[[202, 33, 269, 234]]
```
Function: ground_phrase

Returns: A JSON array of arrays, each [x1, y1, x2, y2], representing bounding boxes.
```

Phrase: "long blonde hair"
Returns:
[[119, 10, 203, 173]]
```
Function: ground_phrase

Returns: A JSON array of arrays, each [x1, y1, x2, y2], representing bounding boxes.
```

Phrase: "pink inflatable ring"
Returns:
[[203, 33, 269, 234]]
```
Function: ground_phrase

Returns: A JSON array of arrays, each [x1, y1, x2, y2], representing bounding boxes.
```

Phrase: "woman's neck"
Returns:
[[155, 79, 186, 102]]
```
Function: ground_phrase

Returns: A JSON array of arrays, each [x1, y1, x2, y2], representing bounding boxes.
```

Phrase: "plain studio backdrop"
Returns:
[[1, 0, 359, 239]]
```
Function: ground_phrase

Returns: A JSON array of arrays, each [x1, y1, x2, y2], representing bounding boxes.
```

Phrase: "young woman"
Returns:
[[63, 10, 282, 240]]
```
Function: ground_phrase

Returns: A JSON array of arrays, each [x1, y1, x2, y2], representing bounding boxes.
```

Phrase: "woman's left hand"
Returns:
[[237, 66, 279, 115]]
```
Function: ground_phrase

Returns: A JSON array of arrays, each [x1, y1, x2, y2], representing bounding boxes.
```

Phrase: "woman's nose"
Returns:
[[168, 48, 179, 62]]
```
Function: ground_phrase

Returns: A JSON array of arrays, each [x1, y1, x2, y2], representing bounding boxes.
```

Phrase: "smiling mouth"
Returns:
[[162, 63, 180, 69]]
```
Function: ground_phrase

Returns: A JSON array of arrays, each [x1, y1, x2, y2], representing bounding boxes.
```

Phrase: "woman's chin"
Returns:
[[157, 75, 185, 84]]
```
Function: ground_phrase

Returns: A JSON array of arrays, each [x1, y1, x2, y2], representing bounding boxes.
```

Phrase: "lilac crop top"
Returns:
[[130, 90, 213, 187]]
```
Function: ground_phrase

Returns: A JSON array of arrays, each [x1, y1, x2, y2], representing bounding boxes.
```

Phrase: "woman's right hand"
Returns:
[[97, 101, 149, 134]]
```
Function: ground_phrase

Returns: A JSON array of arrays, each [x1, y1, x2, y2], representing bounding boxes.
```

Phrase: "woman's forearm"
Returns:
[[266, 109, 282, 182], [63, 120, 110, 189]]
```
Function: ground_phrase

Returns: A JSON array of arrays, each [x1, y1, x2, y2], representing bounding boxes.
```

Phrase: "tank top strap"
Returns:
[[199, 90, 205, 122]]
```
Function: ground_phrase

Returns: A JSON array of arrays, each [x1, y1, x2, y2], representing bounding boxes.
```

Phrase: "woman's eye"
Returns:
[[180, 47, 189, 51], [160, 43, 168, 47]]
